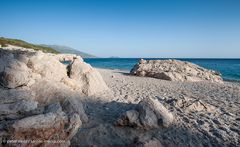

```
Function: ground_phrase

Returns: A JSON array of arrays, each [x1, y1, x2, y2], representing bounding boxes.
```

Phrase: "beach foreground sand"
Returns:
[[72, 68, 240, 146]]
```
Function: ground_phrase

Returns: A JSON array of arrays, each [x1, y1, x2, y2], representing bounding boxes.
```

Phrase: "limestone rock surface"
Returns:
[[116, 97, 174, 129], [0, 59, 31, 88], [131, 59, 223, 83], [0, 47, 110, 146], [68, 58, 109, 95], [8, 102, 81, 147], [0, 48, 108, 99]]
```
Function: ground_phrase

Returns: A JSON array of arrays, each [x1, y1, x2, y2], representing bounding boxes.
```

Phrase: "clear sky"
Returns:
[[1, 0, 240, 58]]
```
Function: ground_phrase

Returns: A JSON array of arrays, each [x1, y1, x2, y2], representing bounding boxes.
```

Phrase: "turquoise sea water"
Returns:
[[83, 58, 240, 82]]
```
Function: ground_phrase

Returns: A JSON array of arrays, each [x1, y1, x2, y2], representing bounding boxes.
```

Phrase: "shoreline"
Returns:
[[95, 67, 240, 84], [0, 48, 239, 146], [83, 58, 240, 83]]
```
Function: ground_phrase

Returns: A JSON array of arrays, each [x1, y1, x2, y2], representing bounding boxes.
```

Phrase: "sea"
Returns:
[[83, 58, 240, 82]]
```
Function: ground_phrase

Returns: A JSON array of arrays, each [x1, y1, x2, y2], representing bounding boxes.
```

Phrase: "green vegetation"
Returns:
[[0, 37, 59, 53], [42, 44, 97, 58]]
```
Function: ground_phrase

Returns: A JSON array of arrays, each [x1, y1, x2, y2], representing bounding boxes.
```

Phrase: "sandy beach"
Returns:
[[0, 47, 239, 146], [71, 68, 240, 146], [1, 1, 240, 146]]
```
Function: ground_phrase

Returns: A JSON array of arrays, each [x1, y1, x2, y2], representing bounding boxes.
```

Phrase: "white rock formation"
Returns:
[[8, 102, 82, 147], [68, 58, 109, 95], [0, 48, 109, 97], [131, 59, 223, 83], [0, 59, 31, 88], [0, 47, 108, 146], [116, 97, 174, 129]]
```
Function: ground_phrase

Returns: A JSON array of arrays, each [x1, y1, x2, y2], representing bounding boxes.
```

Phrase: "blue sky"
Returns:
[[1, 0, 240, 58]]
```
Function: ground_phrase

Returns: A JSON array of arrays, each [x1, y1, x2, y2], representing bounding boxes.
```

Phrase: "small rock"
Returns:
[[116, 97, 174, 129]]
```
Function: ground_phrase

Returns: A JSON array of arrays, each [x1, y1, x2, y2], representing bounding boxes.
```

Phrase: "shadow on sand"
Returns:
[[71, 98, 227, 147]]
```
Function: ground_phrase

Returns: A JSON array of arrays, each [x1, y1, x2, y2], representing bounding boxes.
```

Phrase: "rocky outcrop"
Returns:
[[116, 97, 174, 129], [0, 99, 37, 120], [131, 59, 223, 83], [68, 58, 109, 95], [1, 101, 82, 147], [0, 48, 108, 96], [0, 59, 31, 88], [62, 97, 88, 123], [0, 47, 108, 146]]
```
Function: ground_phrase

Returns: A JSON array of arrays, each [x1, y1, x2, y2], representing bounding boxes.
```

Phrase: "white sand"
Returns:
[[73, 68, 240, 146]]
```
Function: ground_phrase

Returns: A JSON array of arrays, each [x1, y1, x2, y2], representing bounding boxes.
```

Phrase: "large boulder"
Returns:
[[68, 58, 109, 95], [7, 102, 82, 147], [0, 59, 31, 88], [0, 88, 36, 101], [0, 99, 38, 120], [27, 51, 68, 82], [116, 97, 174, 129], [0, 100, 85, 147], [0, 48, 108, 97], [30, 79, 77, 104], [131, 59, 223, 83], [62, 97, 88, 123]]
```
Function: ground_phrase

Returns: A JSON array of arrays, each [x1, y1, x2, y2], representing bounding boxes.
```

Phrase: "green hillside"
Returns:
[[42, 44, 97, 58], [0, 37, 59, 53]]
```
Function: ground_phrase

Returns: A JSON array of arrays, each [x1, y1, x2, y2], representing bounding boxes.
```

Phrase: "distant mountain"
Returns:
[[42, 45, 96, 58]]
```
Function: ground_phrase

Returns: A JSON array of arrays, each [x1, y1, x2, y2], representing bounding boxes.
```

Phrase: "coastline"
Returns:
[[95, 67, 240, 84], [1, 0, 240, 145], [0, 47, 239, 146], [84, 58, 240, 82], [223, 78, 240, 84]]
